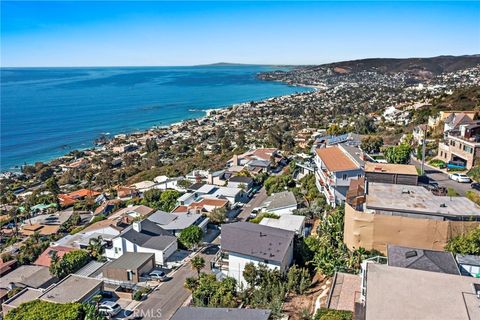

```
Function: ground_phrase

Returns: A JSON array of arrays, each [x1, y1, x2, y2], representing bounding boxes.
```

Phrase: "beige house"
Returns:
[[438, 123, 480, 169], [344, 181, 480, 254]]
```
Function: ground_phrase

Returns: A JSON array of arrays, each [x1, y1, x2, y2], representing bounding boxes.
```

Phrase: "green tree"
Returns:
[[159, 190, 181, 212], [287, 265, 311, 294], [264, 173, 295, 195], [209, 207, 227, 224], [185, 273, 238, 308], [179, 225, 203, 249], [50, 250, 91, 279], [360, 136, 384, 153], [191, 256, 206, 278], [383, 143, 413, 164], [87, 236, 104, 261], [45, 176, 60, 196], [445, 227, 480, 255], [242, 262, 258, 288]]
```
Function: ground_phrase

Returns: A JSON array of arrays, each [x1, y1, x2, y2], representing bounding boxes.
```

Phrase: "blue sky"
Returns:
[[1, 1, 479, 67]]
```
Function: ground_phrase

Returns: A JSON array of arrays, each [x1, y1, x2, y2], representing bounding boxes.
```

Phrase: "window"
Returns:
[[342, 174, 347, 180]]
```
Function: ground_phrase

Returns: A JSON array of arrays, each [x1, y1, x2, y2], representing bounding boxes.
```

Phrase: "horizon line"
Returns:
[[2, 53, 479, 69]]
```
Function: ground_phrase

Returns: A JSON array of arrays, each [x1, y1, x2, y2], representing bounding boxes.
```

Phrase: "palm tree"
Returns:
[[87, 236, 104, 261], [191, 256, 205, 278]]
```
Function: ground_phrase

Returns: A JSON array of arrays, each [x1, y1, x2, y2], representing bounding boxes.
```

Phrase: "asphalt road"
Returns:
[[134, 248, 217, 320], [411, 159, 474, 196]]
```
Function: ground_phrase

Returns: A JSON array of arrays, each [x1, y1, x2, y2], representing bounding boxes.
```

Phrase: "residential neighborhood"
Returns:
[[1, 57, 480, 320]]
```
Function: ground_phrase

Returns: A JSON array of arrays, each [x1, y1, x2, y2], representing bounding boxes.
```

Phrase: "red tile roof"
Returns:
[[34, 246, 75, 267], [58, 189, 100, 207]]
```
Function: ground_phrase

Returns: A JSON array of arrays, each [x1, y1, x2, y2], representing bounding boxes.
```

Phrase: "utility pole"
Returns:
[[421, 127, 427, 176]]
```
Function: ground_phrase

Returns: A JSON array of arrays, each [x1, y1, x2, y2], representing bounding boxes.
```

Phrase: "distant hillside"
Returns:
[[432, 85, 480, 110], [305, 55, 480, 77]]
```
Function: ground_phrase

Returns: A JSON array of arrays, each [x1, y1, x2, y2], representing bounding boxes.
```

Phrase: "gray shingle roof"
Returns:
[[221, 222, 295, 263], [387, 245, 460, 275], [148, 211, 203, 231], [121, 220, 176, 251], [171, 307, 271, 320], [265, 191, 297, 211], [229, 176, 253, 184], [0, 265, 56, 290]]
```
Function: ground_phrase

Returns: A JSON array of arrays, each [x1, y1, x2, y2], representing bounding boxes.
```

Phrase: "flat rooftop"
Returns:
[[106, 252, 154, 271], [39, 274, 102, 304], [365, 263, 480, 320], [259, 214, 305, 233], [2, 288, 43, 308], [327, 272, 361, 312], [366, 182, 480, 218], [316, 147, 360, 172], [365, 162, 418, 176]]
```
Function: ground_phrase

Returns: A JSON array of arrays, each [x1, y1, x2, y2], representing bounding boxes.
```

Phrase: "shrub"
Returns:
[[468, 166, 480, 181], [466, 190, 480, 206], [429, 159, 446, 168], [5, 300, 84, 320], [445, 226, 480, 255], [250, 212, 279, 224], [314, 308, 353, 320]]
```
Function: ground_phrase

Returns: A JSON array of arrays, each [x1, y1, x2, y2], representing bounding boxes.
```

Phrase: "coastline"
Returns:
[[2, 80, 315, 172]]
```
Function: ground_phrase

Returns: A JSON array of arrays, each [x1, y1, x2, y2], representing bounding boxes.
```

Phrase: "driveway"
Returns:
[[132, 247, 219, 320], [237, 186, 268, 221]]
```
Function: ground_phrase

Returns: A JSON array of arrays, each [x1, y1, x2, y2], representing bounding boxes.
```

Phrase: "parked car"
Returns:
[[98, 301, 122, 317], [471, 182, 480, 191], [149, 270, 167, 281], [447, 161, 466, 170], [449, 173, 471, 183]]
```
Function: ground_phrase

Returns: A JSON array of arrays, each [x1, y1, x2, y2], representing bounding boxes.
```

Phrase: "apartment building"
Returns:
[[438, 122, 480, 169], [314, 144, 364, 207]]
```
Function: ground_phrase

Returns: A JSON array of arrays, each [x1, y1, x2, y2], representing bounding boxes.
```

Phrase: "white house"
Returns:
[[153, 176, 186, 192], [53, 220, 122, 249], [261, 191, 297, 216], [195, 184, 248, 204], [314, 144, 364, 207], [147, 210, 209, 237], [130, 181, 157, 193], [220, 222, 295, 287], [105, 220, 177, 266]]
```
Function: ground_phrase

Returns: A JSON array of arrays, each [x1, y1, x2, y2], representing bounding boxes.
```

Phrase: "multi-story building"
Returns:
[[438, 123, 480, 169], [344, 180, 480, 254], [314, 144, 364, 207]]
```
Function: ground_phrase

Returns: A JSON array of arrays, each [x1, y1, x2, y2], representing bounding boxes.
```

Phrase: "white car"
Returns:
[[98, 301, 122, 317], [449, 173, 471, 183]]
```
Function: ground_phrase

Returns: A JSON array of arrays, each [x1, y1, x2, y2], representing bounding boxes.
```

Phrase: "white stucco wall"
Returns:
[[269, 204, 298, 216], [105, 237, 178, 266], [224, 239, 294, 288]]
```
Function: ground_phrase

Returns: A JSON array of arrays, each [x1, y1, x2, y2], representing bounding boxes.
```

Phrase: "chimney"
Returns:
[[133, 221, 142, 232], [233, 154, 239, 166]]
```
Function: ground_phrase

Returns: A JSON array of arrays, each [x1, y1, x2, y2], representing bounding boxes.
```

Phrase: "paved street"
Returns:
[[411, 159, 474, 196], [134, 249, 217, 320]]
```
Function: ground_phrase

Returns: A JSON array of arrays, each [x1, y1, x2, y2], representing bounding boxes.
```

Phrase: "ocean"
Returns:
[[0, 65, 311, 171]]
